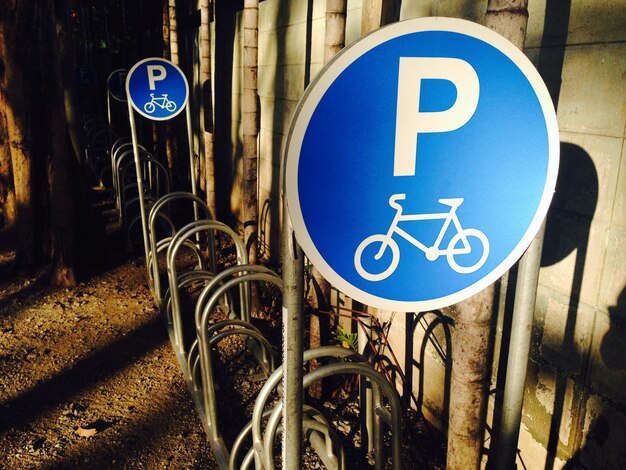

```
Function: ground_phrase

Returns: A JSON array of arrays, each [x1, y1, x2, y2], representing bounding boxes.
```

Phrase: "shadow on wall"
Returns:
[[537, 142, 598, 468], [563, 287, 626, 469]]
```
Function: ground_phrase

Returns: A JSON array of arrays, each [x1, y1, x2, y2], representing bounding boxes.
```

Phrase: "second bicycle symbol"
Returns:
[[354, 193, 490, 281]]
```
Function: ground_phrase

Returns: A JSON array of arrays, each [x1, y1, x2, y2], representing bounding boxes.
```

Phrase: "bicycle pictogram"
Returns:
[[354, 194, 490, 281], [143, 93, 177, 114]]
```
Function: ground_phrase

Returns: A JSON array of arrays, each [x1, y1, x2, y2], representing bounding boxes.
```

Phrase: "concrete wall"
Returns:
[[516, 0, 626, 468], [222, 0, 626, 467]]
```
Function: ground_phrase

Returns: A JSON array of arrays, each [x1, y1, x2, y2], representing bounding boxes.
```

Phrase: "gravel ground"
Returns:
[[0, 254, 219, 469]]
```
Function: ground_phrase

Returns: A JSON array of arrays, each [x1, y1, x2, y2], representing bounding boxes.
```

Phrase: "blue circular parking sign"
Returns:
[[126, 58, 188, 121], [285, 17, 559, 312]]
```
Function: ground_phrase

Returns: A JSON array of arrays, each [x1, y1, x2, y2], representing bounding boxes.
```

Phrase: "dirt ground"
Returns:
[[0, 189, 446, 469], [0, 250, 220, 469]]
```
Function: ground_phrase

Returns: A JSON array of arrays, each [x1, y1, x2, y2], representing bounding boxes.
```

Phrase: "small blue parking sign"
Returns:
[[75, 66, 96, 89], [126, 58, 188, 121], [107, 69, 128, 102], [285, 17, 559, 312]]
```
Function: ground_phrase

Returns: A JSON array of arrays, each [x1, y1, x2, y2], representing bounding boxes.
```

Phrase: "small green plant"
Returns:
[[335, 328, 358, 352]]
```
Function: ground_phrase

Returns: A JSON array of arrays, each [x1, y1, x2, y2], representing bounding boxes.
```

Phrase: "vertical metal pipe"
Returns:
[[281, 208, 304, 469], [281, 78, 305, 466], [359, 316, 375, 453], [186, 105, 197, 196], [186, 105, 200, 220], [493, 221, 546, 469], [372, 381, 384, 470], [127, 105, 151, 268], [107, 91, 112, 145]]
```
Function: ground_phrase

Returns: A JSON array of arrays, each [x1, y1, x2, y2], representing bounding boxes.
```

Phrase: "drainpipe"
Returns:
[[493, 221, 545, 469]]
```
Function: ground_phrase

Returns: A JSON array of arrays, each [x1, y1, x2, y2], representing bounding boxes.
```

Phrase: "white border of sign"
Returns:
[[126, 57, 189, 121], [285, 17, 560, 312]]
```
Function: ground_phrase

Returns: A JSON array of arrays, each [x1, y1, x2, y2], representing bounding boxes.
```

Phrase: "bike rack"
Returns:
[[127, 206, 165, 254], [113, 146, 153, 216], [97, 57, 412, 470], [110, 142, 135, 199], [98, 137, 133, 188], [161, 269, 215, 347], [194, 270, 282, 469], [193, 264, 272, 330], [166, 219, 247, 356], [182, 264, 274, 392], [119, 155, 169, 244], [195, 266, 280, 369], [120, 154, 168, 202], [245, 345, 402, 470], [111, 143, 149, 200], [230, 405, 345, 470], [230, 408, 274, 470], [148, 192, 214, 304], [84, 121, 111, 169]]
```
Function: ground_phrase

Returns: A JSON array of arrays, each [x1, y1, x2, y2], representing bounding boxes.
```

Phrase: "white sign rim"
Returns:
[[126, 57, 189, 121], [285, 16, 560, 313]]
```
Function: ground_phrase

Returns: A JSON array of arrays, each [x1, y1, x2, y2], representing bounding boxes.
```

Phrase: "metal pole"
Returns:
[[107, 91, 112, 143], [280, 101, 305, 468], [281, 207, 304, 469], [359, 316, 375, 453], [127, 104, 151, 268], [185, 105, 197, 196], [185, 105, 200, 224], [493, 221, 546, 469]]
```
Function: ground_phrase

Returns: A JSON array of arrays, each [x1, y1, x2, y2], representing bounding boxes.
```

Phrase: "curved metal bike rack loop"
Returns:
[[148, 192, 214, 304], [230, 408, 274, 470], [230, 406, 344, 470], [195, 265, 281, 370], [111, 142, 140, 191], [102, 138, 132, 187], [121, 155, 168, 202], [303, 362, 401, 470], [248, 346, 400, 470], [162, 269, 215, 327], [166, 219, 247, 356], [118, 155, 167, 237], [195, 264, 277, 328], [185, 264, 275, 393], [209, 325, 275, 371], [196, 272, 282, 469], [151, 237, 204, 300], [114, 147, 152, 216]]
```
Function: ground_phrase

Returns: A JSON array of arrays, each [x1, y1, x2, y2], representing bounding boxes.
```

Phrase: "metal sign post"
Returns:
[[280, 212, 304, 469], [280, 123, 305, 468], [125, 58, 194, 332]]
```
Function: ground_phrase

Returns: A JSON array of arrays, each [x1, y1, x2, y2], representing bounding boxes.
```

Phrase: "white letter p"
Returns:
[[147, 65, 167, 90], [394, 57, 479, 176]]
